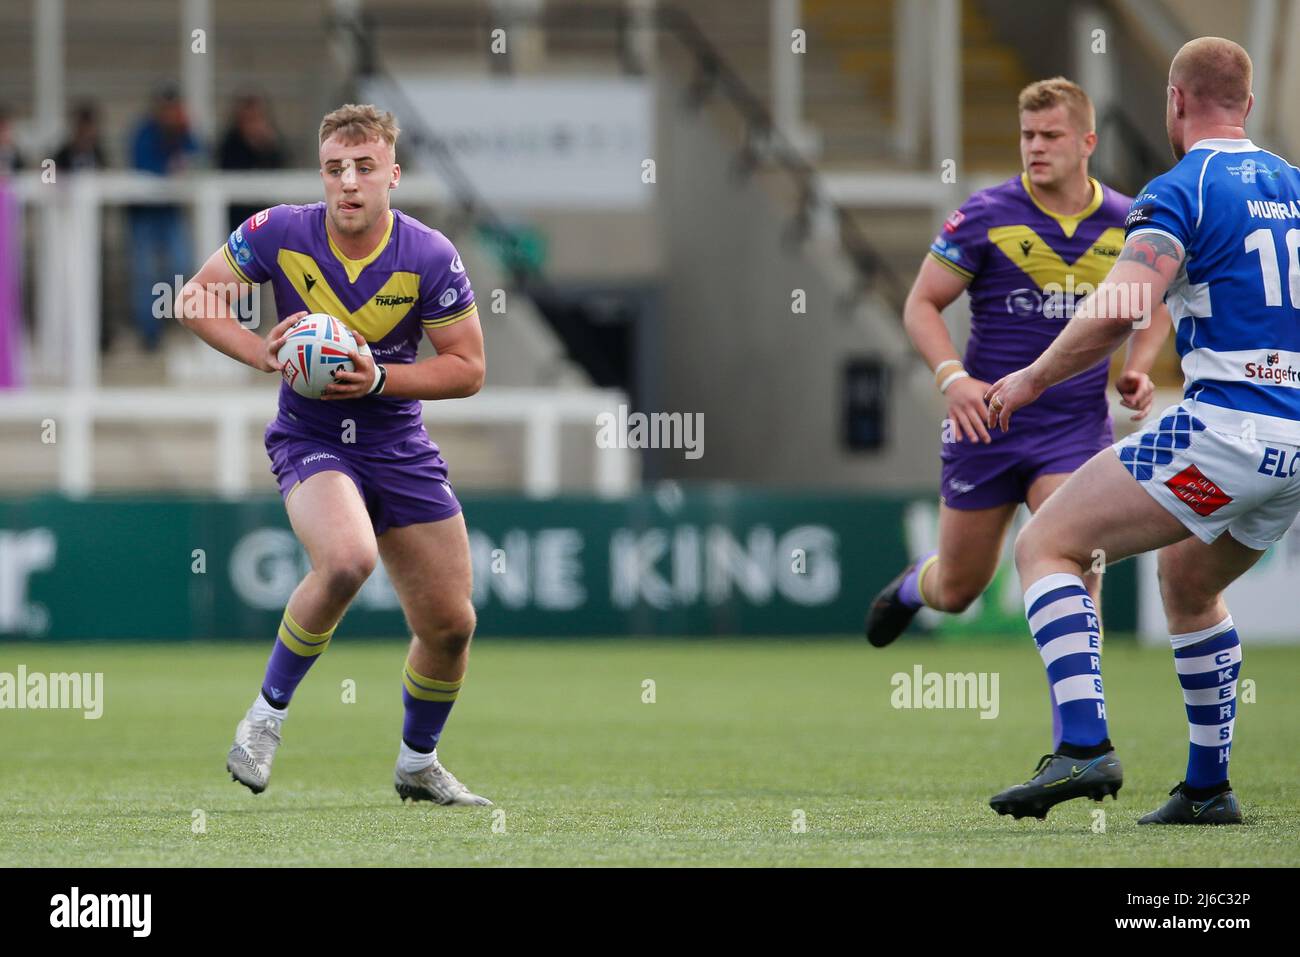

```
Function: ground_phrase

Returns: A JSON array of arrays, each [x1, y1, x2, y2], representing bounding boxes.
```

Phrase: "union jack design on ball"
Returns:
[[281, 316, 353, 388], [295, 342, 315, 385], [316, 344, 353, 379], [287, 315, 336, 341]]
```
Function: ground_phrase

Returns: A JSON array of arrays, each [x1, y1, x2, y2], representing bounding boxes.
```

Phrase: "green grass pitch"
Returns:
[[2, 638, 1296, 866]]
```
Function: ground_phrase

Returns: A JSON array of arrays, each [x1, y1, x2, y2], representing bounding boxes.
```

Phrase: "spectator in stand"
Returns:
[[127, 85, 201, 351], [0, 106, 25, 174], [51, 103, 113, 351], [218, 94, 286, 231], [54, 102, 109, 174]]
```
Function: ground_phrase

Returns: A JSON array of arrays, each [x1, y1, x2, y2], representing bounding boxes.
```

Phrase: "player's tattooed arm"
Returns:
[[1117, 231, 1185, 277], [1072, 230, 1183, 328]]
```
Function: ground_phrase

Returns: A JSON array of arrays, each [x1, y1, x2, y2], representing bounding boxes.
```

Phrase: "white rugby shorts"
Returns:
[[1114, 403, 1300, 549]]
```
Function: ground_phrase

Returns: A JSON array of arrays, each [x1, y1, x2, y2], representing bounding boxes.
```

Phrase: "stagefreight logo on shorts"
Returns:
[[1165, 464, 1233, 517]]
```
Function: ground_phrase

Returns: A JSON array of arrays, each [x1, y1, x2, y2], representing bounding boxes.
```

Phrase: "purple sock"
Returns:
[[897, 551, 937, 609], [260, 610, 335, 708], [401, 662, 462, 752]]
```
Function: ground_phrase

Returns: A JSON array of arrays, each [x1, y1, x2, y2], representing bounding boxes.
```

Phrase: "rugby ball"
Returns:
[[277, 313, 358, 399]]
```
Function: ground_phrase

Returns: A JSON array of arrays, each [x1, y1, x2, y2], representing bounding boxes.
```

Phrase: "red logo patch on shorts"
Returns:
[[1165, 464, 1233, 517]]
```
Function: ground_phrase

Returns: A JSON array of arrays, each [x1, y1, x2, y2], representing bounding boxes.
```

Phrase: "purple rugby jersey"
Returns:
[[929, 174, 1132, 508], [225, 203, 477, 447], [929, 173, 1131, 431]]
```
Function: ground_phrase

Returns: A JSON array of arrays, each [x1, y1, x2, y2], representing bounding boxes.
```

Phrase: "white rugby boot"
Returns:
[[394, 752, 492, 806], [226, 707, 283, 794]]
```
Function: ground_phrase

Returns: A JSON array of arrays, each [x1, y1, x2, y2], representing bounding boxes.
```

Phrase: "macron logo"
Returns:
[[50, 887, 151, 937]]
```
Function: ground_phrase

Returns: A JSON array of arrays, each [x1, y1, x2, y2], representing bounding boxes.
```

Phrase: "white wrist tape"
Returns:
[[939, 369, 970, 394]]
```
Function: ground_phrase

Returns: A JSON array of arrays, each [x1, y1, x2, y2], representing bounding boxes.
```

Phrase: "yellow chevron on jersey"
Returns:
[[986, 225, 1126, 290], [277, 248, 422, 343]]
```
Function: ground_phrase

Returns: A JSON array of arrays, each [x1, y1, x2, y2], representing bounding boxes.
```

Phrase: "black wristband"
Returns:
[[368, 363, 388, 396]]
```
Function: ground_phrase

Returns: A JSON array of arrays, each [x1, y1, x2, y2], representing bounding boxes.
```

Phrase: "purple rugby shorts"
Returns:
[[939, 413, 1113, 510], [264, 421, 462, 535]]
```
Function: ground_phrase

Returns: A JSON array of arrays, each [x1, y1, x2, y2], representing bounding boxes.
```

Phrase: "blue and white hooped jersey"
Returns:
[[1126, 138, 1300, 443]]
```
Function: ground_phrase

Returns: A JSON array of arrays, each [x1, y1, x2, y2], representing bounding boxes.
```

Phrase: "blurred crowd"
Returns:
[[0, 85, 288, 352]]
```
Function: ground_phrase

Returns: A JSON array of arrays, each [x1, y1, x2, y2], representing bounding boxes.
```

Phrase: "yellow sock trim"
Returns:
[[915, 554, 941, 610], [403, 663, 463, 703], [278, 609, 336, 657]]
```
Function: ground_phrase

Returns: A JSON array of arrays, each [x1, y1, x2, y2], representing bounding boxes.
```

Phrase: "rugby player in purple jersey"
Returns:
[[176, 104, 490, 805], [865, 79, 1171, 744]]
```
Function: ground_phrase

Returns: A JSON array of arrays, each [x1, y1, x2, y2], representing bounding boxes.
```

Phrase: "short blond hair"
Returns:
[[1017, 77, 1095, 134], [318, 103, 400, 150]]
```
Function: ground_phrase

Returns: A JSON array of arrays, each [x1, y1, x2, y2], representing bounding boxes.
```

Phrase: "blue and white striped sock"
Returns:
[[1024, 572, 1108, 748], [1171, 617, 1240, 789]]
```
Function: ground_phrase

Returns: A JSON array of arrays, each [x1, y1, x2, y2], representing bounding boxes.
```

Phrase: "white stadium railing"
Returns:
[[9, 170, 455, 390], [3, 171, 637, 498], [0, 387, 637, 500]]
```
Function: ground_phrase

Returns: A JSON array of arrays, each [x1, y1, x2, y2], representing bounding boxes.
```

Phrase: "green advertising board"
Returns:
[[0, 490, 1134, 640]]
